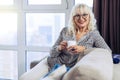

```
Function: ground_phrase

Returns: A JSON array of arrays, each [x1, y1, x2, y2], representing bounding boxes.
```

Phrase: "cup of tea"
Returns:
[[67, 40, 76, 47], [67, 40, 76, 55]]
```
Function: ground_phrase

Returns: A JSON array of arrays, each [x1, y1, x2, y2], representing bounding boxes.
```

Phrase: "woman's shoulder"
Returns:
[[90, 29, 100, 34], [60, 27, 69, 33], [61, 27, 68, 31], [89, 29, 101, 37]]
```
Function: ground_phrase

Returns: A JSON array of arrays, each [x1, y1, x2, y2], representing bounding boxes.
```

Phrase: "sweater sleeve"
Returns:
[[93, 30, 112, 53], [49, 27, 67, 57]]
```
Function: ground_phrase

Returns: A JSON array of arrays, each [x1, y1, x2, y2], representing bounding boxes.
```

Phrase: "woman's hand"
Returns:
[[67, 45, 86, 54], [58, 41, 68, 51]]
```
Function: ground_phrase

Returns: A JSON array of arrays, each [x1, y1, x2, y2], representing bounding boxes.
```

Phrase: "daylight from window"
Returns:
[[28, 0, 61, 5], [26, 13, 65, 47], [0, 13, 17, 45], [0, 0, 13, 5]]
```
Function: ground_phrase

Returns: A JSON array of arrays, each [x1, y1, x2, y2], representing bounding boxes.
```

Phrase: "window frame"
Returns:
[[1, 0, 93, 79], [23, 0, 67, 10]]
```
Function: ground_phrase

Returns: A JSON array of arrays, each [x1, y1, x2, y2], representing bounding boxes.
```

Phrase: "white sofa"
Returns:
[[113, 64, 120, 80], [19, 48, 120, 80]]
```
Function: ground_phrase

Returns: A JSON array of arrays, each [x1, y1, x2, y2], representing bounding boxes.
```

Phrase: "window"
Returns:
[[28, 0, 61, 5], [0, 0, 67, 78], [0, 0, 13, 5], [0, 0, 93, 79], [0, 12, 17, 45], [23, 0, 67, 9], [26, 13, 65, 47], [0, 50, 17, 80], [26, 13, 65, 70]]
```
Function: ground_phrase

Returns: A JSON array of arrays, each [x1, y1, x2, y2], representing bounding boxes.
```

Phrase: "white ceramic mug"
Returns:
[[67, 40, 76, 47]]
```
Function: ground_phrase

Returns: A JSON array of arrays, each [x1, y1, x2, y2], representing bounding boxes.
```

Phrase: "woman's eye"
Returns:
[[75, 14, 80, 17], [83, 14, 88, 16]]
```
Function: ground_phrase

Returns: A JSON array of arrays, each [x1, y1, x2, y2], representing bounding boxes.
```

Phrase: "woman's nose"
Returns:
[[79, 16, 84, 21]]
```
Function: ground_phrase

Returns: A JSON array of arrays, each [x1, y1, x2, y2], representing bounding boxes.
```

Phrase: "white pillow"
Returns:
[[62, 48, 113, 80], [19, 57, 49, 80], [42, 65, 67, 80]]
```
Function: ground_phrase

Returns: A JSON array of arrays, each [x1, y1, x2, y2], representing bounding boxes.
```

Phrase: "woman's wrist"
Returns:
[[82, 46, 86, 51], [78, 46, 86, 53]]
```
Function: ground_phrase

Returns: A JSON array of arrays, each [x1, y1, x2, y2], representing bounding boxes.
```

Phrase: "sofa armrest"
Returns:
[[30, 61, 40, 69], [20, 57, 49, 80], [30, 56, 48, 69], [63, 48, 113, 80]]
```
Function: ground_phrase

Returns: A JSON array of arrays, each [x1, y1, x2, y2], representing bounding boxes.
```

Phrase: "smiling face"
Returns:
[[73, 7, 90, 29]]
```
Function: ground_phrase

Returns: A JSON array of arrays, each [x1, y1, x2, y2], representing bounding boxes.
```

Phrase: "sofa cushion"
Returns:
[[42, 65, 67, 80], [113, 64, 120, 80], [19, 58, 49, 80], [62, 48, 113, 80]]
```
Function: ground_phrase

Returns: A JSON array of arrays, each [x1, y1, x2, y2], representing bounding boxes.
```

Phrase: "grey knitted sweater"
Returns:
[[47, 27, 111, 69]]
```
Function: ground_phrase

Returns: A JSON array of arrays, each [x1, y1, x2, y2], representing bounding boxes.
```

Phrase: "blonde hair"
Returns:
[[68, 4, 97, 35]]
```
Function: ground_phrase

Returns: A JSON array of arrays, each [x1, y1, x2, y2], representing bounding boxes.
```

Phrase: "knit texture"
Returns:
[[47, 27, 111, 70]]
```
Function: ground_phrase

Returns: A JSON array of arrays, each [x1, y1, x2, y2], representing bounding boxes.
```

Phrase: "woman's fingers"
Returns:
[[67, 46, 85, 54], [67, 46, 76, 52], [58, 41, 67, 51], [60, 41, 67, 46]]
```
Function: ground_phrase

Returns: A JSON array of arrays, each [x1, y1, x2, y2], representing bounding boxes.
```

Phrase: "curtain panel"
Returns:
[[93, 0, 120, 53]]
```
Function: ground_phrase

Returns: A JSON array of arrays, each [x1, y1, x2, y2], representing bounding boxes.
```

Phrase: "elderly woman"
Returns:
[[47, 3, 111, 70], [19, 4, 112, 80]]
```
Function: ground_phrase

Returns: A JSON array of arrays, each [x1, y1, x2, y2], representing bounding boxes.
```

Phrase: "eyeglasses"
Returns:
[[74, 13, 89, 19]]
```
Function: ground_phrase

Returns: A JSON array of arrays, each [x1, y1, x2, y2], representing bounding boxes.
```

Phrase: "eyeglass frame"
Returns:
[[73, 13, 89, 20]]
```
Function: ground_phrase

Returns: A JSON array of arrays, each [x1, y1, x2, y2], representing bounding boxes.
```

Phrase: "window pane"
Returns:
[[0, 13, 17, 45], [28, 0, 61, 5], [0, 0, 13, 5], [0, 50, 17, 79], [26, 51, 49, 71], [75, 0, 93, 7], [26, 13, 65, 46]]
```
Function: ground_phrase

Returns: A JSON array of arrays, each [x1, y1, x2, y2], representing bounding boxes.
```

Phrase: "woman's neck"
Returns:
[[75, 26, 89, 41], [77, 26, 88, 33]]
